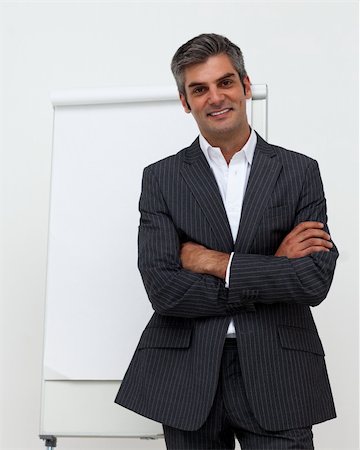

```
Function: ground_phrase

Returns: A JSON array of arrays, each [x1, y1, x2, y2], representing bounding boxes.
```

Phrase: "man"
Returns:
[[115, 34, 338, 449]]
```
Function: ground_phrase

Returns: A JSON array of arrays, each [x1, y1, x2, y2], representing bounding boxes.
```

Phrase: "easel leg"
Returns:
[[40, 435, 57, 450]]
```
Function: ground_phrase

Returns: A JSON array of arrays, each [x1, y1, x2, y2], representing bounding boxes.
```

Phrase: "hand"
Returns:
[[180, 242, 230, 280], [275, 221, 333, 258]]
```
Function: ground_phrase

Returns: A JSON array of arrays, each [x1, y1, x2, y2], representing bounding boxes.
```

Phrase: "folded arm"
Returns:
[[182, 220, 337, 307], [227, 160, 338, 307], [138, 166, 232, 318], [178, 160, 338, 308], [138, 160, 338, 318]]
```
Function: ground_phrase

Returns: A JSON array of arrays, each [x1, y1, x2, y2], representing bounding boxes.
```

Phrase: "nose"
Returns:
[[207, 86, 224, 105]]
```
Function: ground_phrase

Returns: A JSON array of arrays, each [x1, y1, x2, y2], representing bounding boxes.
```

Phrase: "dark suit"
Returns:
[[115, 132, 338, 433]]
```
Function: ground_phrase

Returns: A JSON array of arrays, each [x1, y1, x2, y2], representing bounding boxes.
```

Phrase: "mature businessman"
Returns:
[[115, 34, 338, 449]]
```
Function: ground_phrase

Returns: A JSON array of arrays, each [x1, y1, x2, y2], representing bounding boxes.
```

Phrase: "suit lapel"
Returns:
[[180, 138, 234, 253], [234, 134, 283, 253]]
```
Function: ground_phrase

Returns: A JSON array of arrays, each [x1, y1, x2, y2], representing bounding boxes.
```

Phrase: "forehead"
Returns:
[[183, 54, 238, 87]]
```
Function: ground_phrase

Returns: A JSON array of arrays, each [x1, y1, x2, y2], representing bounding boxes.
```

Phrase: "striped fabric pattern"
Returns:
[[163, 339, 314, 449], [115, 132, 338, 432]]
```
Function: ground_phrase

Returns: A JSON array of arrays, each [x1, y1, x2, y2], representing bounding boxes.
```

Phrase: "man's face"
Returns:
[[180, 54, 251, 145]]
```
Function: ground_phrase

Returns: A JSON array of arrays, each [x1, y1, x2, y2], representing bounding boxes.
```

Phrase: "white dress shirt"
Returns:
[[199, 129, 257, 336]]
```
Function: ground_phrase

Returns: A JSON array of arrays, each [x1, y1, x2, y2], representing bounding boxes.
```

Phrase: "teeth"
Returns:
[[210, 109, 230, 116]]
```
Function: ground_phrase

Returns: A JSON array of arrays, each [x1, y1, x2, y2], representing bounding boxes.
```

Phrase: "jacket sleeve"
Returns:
[[228, 159, 339, 308], [138, 165, 232, 318]]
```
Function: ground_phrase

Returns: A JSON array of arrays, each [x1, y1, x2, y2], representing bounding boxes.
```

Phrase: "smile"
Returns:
[[208, 108, 231, 117]]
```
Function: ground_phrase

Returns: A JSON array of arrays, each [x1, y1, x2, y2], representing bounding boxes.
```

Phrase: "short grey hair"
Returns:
[[171, 33, 247, 95]]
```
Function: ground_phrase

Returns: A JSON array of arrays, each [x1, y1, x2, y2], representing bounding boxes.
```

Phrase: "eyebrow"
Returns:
[[187, 72, 236, 88]]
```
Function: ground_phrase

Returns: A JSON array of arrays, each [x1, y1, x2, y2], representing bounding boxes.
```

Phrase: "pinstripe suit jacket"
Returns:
[[115, 132, 338, 431]]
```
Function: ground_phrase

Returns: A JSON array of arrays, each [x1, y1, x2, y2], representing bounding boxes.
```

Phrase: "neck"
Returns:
[[204, 125, 251, 164]]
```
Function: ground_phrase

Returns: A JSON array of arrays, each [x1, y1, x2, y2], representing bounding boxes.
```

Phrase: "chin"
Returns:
[[211, 125, 236, 135]]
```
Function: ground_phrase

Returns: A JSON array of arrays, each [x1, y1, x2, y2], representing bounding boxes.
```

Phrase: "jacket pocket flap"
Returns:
[[278, 325, 325, 356], [138, 327, 192, 349]]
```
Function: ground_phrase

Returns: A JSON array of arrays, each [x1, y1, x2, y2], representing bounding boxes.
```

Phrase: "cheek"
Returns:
[[191, 106, 204, 120], [191, 97, 206, 110]]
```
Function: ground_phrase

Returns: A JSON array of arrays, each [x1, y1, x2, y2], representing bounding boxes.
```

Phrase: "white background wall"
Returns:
[[0, 1, 358, 450]]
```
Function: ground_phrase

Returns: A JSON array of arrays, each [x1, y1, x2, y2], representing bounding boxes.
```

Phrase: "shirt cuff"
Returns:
[[225, 252, 234, 288]]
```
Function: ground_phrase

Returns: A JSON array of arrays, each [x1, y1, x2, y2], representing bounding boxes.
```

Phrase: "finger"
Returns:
[[284, 230, 331, 248], [285, 222, 324, 239], [297, 229, 331, 242], [297, 245, 331, 258], [292, 221, 325, 235], [298, 238, 333, 250]]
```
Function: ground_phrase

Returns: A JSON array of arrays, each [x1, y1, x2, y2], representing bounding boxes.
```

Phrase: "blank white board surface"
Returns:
[[40, 381, 164, 437]]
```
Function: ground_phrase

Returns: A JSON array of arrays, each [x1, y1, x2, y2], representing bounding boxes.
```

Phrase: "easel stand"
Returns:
[[39, 434, 163, 448], [40, 435, 57, 450]]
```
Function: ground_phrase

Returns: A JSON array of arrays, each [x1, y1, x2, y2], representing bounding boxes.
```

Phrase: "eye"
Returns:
[[192, 86, 206, 95], [220, 79, 233, 87]]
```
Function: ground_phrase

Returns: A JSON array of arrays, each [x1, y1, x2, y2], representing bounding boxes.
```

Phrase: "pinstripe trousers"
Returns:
[[163, 339, 314, 450]]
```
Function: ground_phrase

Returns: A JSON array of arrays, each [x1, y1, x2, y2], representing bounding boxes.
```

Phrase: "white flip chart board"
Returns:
[[40, 85, 267, 438]]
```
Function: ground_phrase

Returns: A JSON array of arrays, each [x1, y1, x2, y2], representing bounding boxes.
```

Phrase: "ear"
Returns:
[[242, 75, 252, 99], [180, 93, 191, 113]]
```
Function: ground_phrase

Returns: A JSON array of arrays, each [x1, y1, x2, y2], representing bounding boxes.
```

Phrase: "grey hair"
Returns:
[[171, 33, 247, 95]]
